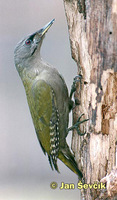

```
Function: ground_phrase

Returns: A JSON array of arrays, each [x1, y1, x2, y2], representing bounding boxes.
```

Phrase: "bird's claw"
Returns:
[[67, 113, 89, 136], [70, 75, 82, 99]]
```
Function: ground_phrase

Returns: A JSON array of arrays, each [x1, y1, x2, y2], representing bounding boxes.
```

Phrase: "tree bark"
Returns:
[[63, 0, 117, 199]]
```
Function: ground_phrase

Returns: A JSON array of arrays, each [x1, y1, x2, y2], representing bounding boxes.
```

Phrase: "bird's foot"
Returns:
[[70, 74, 82, 99], [67, 114, 89, 136]]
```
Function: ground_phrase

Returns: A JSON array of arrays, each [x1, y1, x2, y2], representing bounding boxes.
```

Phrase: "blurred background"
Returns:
[[0, 0, 80, 199]]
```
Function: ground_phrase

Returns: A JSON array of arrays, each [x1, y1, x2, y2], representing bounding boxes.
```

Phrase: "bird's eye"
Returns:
[[25, 39, 31, 45]]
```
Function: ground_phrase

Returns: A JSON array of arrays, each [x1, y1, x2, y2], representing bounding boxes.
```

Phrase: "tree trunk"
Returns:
[[63, 0, 117, 199]]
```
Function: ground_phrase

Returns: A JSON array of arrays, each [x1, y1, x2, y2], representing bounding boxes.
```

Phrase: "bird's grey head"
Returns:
[[14, 19, 55, 70]]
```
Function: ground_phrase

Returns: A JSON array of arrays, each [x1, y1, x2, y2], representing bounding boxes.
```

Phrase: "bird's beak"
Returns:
[[37, 19, 55, 36]]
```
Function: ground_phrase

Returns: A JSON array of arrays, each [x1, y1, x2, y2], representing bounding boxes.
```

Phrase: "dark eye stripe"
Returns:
[[29, 32, 36, 41], [25, 32, 36, 45]]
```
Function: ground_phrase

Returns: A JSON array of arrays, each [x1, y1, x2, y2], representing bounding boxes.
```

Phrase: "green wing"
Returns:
[[29, 79, 59, 171]]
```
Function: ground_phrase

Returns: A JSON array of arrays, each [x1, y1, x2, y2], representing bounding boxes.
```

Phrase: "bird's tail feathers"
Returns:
[[48, 155, 60, 173], [58, 145, 83, 179]]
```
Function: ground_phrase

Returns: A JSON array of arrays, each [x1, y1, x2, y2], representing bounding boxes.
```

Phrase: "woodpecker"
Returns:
[[14, 19, 84, 178]]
